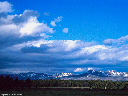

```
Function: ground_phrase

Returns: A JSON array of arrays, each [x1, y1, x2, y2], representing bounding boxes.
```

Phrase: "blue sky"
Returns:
[[0, 0, 128, 74]]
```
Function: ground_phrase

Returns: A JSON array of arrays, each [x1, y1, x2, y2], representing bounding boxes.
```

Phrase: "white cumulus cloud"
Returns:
[[62, 28, 68, 33], [50, 21, 56, 27], [19, 16, 54, 37], [104, 35, 128, 45], [0, 1, 13, 12], [0, 4, 54, 48], [74, 68, 86, 72], [50, 16, 63, 27], [0, 1, 13, 13]]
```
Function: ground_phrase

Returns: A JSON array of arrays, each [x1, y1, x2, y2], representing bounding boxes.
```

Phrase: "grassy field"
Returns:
[[0, 88, 128, 96]]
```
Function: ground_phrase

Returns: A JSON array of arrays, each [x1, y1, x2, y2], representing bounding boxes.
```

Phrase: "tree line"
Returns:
[[0, 75, 128, 90]]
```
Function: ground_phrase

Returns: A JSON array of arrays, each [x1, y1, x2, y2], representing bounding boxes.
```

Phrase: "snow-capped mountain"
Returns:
[[0, 69, 128, 80]]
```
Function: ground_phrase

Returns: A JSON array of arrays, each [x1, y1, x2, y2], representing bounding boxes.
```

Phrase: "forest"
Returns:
[[0, 75, 128, 90]]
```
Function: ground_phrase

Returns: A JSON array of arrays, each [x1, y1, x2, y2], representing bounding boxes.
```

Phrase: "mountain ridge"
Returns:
[[1, 69, 128, 81]]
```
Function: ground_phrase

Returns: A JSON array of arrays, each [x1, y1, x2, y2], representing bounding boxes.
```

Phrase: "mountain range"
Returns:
[[1, 69, 128, 81]]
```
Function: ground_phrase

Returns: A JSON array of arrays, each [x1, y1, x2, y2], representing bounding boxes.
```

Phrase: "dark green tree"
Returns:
[[25, 78, 32, 89]]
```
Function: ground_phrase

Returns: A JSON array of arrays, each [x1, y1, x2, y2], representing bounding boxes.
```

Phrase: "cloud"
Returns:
[[44, 12, 49, 16], [87, 67, 93, 70], [19, 16, 54, 37], [12, 10, 39, 24], [63, 28, 68, 33], [74, 68, 86, 72], [50, 16, 63, 27], [0, 1, 13, 13], [103, 39, 114, 45], [2, 33, 128, 74], [54, 16, 63, 22], [0, 12, 7, 18], [0, 6, 54, 48], [21, 44, 50, 53], [103, 35, 128, 45], [1, 38, 128, 74], [50, 21, 56, 27], [81, 45, 107, 55], [74, 67, 99, 72], [20, 40, 83, 54], [8, 40, 106, 65], [0, 14, 14, 25]]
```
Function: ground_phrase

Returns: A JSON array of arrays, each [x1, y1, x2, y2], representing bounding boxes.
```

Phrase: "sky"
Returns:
[[0, 0, 128, 74]]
